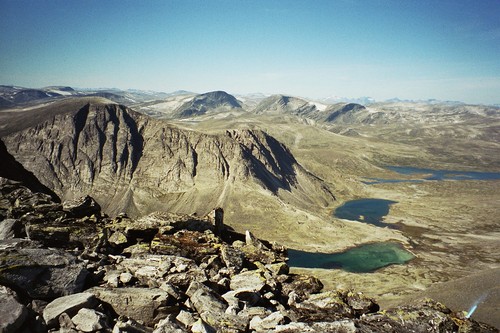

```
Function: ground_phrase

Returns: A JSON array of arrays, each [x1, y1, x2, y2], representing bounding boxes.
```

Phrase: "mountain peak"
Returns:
[[174, 91, 242, 118], [252, 94, 316, 115]]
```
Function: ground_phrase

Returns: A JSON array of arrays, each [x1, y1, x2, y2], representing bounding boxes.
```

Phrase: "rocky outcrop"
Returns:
[[0, 180, 497, 333], [2, 98, 335, 218]]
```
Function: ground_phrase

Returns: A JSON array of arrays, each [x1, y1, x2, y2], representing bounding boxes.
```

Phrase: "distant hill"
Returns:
[[251, 94, 368, 124], [0, 85, 71, 106], [0, 85, 174, 109], [173, 91, 243, 118], [323, 103, 367, 122], [252, 95, 324, 116]]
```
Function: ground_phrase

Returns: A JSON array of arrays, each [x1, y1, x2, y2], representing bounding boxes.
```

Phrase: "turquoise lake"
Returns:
[[288, 242, 415, 273]]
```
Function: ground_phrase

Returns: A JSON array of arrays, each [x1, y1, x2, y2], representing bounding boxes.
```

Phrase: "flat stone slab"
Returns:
[[43, 292, 97, 328]]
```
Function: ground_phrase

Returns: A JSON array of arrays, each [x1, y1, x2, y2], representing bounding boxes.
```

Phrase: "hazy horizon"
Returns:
[[1, 0, 499, 104]]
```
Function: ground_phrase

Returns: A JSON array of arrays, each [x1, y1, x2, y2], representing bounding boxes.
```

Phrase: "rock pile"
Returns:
[[0, 178, 498, 332]]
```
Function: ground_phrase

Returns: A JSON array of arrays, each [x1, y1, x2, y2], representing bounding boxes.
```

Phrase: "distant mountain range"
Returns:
[[3, 85, 496, 111], [0, 85, 173, 108], [2, 85, 498, 135]]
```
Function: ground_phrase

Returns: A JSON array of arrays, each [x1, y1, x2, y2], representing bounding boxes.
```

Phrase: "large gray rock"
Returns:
[[186, 281, 227, 317], [152, 316, 186, 333], [0, 246, 89, 300], [71, 308, 108, 332], [90, 287, 173, 326], [0, 286, 28, 333], [175, 310, 197, 329], [249, 311, 286, 332], [186, 281, 247, 332], [272, 320, 356, 333], [220, 245, 244, 272], [190, 319, 216, 333], [0, 178, 60, 221], [26, 219, 98, 249], [230, 270, 266, 293], [112, 317, 153, 333], [43, 292, 98, 328]]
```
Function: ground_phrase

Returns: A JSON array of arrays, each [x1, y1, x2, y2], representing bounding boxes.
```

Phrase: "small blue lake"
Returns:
[[288, 242, 415, 273], [334, 198, 398, 228], [364, 166, 500, 184]]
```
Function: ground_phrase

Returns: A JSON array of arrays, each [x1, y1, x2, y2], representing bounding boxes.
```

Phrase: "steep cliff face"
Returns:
[[0, 138, 59, 202], [3, 98, 334, 217]]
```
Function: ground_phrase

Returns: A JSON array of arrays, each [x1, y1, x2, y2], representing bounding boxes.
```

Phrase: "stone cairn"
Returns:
[[0, 177, 497, 333]]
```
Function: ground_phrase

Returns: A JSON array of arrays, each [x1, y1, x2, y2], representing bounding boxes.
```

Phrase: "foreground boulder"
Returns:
[[43, 292, 98, 328], [90, 287, 175, 326], [0, 240, 89, 300]]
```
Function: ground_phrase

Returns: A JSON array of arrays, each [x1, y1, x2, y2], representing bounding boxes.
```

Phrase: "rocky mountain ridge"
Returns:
[[0, 85, 77, 108], [129, 89, 499, 138], [4, 86, 498, 128], [0, 85, 172, 109], [1, 98, 335, 219], [0, 174, 497, 332]]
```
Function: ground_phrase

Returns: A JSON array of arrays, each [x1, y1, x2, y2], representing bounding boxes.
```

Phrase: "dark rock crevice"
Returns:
[[72, 103, 90, 163], [120, 106, 143, 176]]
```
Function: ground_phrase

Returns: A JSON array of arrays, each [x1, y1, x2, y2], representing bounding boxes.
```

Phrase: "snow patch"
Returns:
[[308, 101, 327, 111], [47, 89, 73, 96]]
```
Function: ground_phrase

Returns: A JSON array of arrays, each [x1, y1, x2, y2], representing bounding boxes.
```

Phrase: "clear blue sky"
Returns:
[[1, 0, 499, 104]]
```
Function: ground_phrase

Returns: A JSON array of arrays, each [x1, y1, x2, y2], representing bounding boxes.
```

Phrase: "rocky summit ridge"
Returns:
[[1, 176, 497, 333]]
